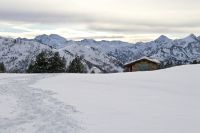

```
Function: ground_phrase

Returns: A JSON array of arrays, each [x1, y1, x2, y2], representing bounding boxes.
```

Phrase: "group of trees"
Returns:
[[159, 59, 200, 69], [27, 51, 86, 73], [192, 60, 200, 64], [3, 50, 199, 73], [0, 51, 86, 73], [66, 56, 86, 73], [0, 62, 6, 73], [27, 51, 66, 73]]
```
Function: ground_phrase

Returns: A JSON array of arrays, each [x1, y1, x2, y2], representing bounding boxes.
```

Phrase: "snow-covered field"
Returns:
[[0, 74, 79, 133], [0, 64, 200, 133]]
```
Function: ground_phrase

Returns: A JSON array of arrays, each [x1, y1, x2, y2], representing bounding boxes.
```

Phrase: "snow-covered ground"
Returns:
[[0, 64, 200, 133], [0, 74, 79, 133]]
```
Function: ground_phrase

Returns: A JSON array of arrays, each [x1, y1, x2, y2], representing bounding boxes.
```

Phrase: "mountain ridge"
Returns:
[[0, 34, 200, 73]]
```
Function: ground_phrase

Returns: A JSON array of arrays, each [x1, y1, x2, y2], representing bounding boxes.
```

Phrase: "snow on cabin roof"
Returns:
[[124, 57, 160, 66]]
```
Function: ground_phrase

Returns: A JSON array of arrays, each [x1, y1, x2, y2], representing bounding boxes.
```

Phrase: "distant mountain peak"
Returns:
[[197, 36, 200, 41], [34, 34, 49, 41], [186, 34, 197, 39], [81, 39, 96, 43], [182, 34, 198, 43], [155, 35, 171, 43], [188, 33, 196, 37], [35, 34, 67, 41], [78, 39, 98, 46], [35, 34, 68, 49], [49, 34, 67, 40]]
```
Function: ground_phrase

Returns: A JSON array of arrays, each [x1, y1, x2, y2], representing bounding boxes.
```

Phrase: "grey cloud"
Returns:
[[0, 9, 200, 35], [0, 10, 95, 24], [87, 22, 200, 34], [1, 9, 200, 28], [70, 35, 126, 40], [0, 26, 29, 33]]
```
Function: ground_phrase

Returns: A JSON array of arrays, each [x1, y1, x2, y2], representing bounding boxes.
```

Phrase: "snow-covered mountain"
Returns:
[[0, 35, 123, 73], [61, 34, 200, 67], [0, 34, 200, 73], [35, 34, 69, 49], [34, 35, 123, 73], [0, 37, 52, 72], [107, 34, 200, 66]]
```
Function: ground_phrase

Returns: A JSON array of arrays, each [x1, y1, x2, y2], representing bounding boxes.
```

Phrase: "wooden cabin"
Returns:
[[124, 57, 160, 72]]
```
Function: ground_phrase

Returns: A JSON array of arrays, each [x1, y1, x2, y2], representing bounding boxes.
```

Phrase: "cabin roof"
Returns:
[[124, 57, 160, 66]]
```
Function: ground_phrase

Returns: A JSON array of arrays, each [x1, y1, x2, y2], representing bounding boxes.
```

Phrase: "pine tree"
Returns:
[[48, 52, 66, 73], [27, 51, 66, 73], [34, 51, 49, 73], [67, 56, 86, 73], [192, 60, 198, 64], [0, 62, 6, 73]]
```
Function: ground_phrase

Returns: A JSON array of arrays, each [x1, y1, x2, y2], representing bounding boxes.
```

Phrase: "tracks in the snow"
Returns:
[[0, 74, 80, 133]]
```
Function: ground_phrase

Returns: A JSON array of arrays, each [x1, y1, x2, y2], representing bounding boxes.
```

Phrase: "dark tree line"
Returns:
[[159, 59, 200, 69], [27, 51, 66, 73], [67, 56, 86, 73], [0, 62, 6, 73], [27, 51, 86, 73], [192, 60, 200, 64]]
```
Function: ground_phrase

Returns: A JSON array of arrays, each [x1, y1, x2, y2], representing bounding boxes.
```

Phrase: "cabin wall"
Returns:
[[125, 60, 159, 72]]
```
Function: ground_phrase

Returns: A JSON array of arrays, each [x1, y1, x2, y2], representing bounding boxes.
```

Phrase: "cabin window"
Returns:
[[138, 64, 149, 71]]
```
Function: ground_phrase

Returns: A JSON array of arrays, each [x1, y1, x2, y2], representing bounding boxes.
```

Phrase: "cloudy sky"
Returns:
[[0, 0, 200, 42]]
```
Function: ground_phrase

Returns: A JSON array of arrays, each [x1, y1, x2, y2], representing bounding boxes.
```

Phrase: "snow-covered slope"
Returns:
[[31, 64, 200, 133], [0, 35, 122, 73], [0, 37, 52, 72], [59, 43, 123, 72]]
